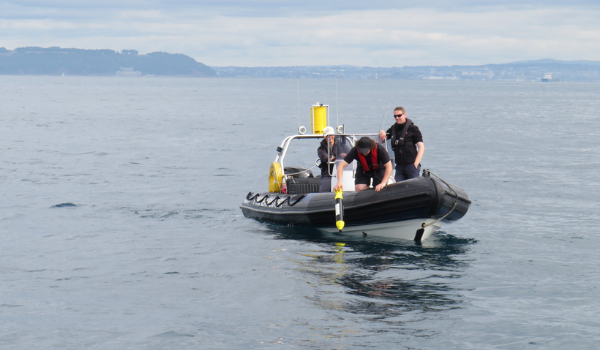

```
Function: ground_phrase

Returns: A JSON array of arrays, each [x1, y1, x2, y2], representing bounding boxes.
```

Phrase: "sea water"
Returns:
[[1, 76, 600, 349]]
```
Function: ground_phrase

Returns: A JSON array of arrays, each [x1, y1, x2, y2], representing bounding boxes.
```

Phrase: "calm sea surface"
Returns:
[[1, 76, 599, 349]]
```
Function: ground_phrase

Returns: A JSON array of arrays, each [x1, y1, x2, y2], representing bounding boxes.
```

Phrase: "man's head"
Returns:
[[394, 106, 406, 124], [357, 137, 374, 155]]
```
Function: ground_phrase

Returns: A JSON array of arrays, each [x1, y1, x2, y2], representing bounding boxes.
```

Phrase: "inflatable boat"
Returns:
[[240, 103, 471, 241]]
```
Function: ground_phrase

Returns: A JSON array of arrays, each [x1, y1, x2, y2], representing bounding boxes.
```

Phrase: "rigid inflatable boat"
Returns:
[[240, 103, 471, 242]]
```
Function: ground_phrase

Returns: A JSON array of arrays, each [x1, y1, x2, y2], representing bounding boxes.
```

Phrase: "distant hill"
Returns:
[[0, 47, 216, 77]]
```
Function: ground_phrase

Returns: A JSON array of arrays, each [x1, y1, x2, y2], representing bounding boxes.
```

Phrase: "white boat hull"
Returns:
[[316, 218, 442, 241]]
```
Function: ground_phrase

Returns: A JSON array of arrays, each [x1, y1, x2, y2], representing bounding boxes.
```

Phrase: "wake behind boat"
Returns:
[[240, 103, 471, 242]]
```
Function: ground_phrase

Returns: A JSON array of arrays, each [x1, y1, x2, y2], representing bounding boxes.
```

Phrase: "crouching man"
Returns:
[[333, 137, 392, 192]]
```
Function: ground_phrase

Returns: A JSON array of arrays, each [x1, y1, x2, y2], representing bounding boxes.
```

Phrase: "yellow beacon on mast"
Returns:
[[311, 103, 329, 135]]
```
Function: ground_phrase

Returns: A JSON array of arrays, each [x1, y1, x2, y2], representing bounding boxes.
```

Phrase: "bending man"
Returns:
[[333, 137, 392, 192]]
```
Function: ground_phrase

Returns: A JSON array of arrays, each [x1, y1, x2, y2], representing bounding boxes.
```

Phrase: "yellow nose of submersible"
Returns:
[[334, 189, 345, 231]]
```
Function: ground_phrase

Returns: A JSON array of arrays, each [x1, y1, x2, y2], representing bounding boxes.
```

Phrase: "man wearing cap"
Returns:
[[333, 137, 393, 192], [317, 126, 350, 192], [379, 106, 424, 182]]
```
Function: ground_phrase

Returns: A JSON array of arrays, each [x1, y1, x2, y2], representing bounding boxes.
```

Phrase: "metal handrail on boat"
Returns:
[[274, 133, 388, 182]]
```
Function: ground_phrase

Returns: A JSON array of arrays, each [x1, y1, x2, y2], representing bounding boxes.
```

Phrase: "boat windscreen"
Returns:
[[331, 136, 352, 160], [281, 138, 320, 177]]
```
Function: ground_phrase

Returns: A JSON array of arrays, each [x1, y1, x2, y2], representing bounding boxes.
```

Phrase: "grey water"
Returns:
[[1, 75, 599, 350]]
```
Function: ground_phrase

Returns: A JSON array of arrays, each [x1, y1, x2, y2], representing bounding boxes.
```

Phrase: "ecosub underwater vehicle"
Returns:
[[240, 103, 471, 242]]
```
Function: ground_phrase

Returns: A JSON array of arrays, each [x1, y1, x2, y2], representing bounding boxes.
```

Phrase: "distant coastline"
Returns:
[[2, 47, 600, 81], [212, 59, 600, 82]]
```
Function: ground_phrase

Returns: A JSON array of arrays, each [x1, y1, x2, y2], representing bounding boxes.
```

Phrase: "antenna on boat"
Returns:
[[335, 76, 339, 130], [297, 77, 300, 130], [378, 100, 391, 135]]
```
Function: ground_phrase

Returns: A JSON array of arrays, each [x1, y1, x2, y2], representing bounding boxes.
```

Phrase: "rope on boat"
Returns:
[[275, 196, 290, 207], [422, 170, 459, 228], [287, 194, 305, 206], [266, 196, 280, 206], [254, 194, 269, 203], [246, 192, 305, 207], [246, 192, 260, 201]]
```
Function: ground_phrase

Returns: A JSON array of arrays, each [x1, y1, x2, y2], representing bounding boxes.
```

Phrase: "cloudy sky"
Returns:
[[1, 0, 600, 67]]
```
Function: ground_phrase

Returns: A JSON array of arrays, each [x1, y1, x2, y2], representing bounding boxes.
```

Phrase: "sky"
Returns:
[[1, 0, 600, 67]]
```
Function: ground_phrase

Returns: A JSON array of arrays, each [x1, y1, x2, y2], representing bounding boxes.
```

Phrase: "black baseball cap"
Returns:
[[357, 137, 372, 154]]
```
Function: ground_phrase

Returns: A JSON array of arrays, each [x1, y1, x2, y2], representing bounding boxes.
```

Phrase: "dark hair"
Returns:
[[357, 137, 376, 151]]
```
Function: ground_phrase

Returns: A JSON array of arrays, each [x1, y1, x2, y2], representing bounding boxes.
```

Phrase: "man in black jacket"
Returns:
[[379, 106, 425, 182]]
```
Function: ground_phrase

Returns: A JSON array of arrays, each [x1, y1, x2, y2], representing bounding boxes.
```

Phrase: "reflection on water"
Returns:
[[268, 225, 475, 327]]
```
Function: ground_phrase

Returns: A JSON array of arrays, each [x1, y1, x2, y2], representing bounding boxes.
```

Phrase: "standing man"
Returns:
[[333, 137, 393, 192], [379, 107, 425, 182]]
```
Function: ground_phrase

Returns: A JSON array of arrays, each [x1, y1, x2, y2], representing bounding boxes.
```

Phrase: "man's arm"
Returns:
[[375, 160, 393, 192], [333, 160, 349, 191], [317, 146, 330, 164], [414, 142, 425, 168], [379, 126, 392, 142]]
